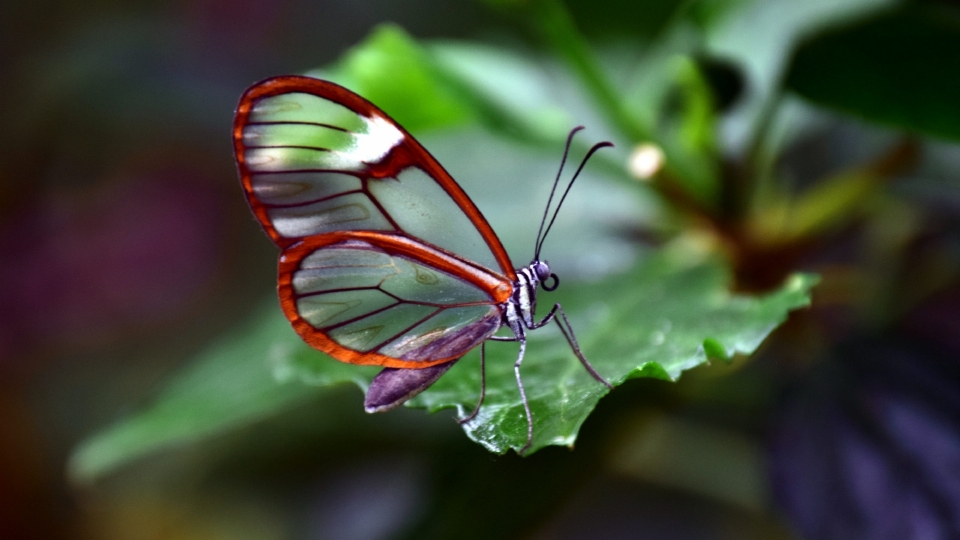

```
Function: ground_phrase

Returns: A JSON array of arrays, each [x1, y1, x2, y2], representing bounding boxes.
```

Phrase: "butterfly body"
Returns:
[[234, 76, 611, 453]]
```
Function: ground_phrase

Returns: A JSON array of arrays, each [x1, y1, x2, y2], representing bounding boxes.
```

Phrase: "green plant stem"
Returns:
[[743, 87, 783, 196], [532, 0, 648, 143], [524, 0, 740, 231], [530, 0, 721, 226]]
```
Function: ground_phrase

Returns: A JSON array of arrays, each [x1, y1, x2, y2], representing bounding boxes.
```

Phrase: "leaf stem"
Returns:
[[532, 0, 648, 143]]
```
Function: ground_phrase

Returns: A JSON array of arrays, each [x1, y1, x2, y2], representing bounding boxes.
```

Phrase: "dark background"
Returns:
[[3, 0, 960, 538]]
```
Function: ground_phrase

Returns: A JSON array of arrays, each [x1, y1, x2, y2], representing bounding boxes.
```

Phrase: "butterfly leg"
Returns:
[[512, 336, 535, 455], [532, 304, 613, 389], [458, 342, 487, 425], [459, 335, 519, 425]]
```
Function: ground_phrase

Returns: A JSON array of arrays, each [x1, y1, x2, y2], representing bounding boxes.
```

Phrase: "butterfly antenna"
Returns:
[[534, 126, 584, 260], [536, 140, 614, 258]]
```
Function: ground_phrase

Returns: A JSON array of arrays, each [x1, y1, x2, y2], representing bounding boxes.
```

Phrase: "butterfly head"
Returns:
[[530, 260, 559, 292]]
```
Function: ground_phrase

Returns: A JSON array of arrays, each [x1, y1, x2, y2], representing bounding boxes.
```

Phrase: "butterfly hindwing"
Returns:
[[364, 362, 458, 413], [277, 233, 507, 368]]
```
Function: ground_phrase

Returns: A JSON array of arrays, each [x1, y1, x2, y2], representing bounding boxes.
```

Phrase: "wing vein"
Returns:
[[260, 189, 365, 209], [246, 144, 333, 152], [318, 301, 402, 331], [361, 180, 402, 231], [245, 121, 350, 132], [296, 286, 380, 299], [296, 285, 496, 309], [245, 169, 362, 176], [366, 307, 445, 354]]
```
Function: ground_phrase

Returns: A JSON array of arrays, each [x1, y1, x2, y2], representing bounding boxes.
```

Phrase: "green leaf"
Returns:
[[68, 306, 376, 484], [315, 26, 585, 146], [314, 24, 476, 133], [427, 41, 573, 142], [705, 0, 894, 150], [785, 5, 960, 141], [531, 0, 648, 142], [658, 55, 722, 202]]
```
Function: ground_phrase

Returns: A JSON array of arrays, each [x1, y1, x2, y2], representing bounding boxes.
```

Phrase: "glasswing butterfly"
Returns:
[[233, 76, 613, 453]]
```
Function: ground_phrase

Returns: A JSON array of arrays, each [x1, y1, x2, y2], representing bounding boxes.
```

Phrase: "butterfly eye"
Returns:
[[533, 260, 551, 281], [533, 261, 556, 290]]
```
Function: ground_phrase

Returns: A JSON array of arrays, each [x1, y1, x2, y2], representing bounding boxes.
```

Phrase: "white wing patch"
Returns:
[[243, 109, 403, 173], [343, 114, 404, 165]]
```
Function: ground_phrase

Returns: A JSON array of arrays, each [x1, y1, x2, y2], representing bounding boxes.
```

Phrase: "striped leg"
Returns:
[[459, 335, 518, 425], [460, 332, 535, 455], [513, 336, 534, 454], [458, 342, 487, 425]]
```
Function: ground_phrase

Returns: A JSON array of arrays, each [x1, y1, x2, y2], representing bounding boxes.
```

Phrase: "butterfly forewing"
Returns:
[[235, 77, 515, 277]]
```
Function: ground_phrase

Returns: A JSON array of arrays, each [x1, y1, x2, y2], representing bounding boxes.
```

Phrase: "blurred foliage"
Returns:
[[786, 3, 960, 141], [5, 0, 960, 538], [319, 25, 479, 133], [67, 305, 353, 484]]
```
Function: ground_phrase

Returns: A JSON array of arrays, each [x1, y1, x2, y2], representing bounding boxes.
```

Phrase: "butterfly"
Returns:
[[233, 75, 613, 453]]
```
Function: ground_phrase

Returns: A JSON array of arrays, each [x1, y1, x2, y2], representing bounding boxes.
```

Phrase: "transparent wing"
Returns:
[[234, 76, 516, 280], [278, 233, 507, 368]]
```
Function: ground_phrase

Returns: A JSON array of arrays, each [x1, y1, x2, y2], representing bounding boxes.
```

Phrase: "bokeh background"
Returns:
[[3, 0, 960, 538]]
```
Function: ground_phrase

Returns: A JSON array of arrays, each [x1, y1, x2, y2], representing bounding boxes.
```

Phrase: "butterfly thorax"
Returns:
[[503, 260, 552, 336]]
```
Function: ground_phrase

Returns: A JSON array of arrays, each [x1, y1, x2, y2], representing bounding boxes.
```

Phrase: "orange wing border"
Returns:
[[233, 75, 518, 281], [278, 230, 513, 368]]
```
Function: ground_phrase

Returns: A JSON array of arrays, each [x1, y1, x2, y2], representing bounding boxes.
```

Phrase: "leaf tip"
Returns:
[[702, 337, 731, 361], [625, 362, 673, 382]]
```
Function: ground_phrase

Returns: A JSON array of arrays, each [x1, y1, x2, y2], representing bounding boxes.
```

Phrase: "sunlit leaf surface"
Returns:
[[401, 257, 816, 454]]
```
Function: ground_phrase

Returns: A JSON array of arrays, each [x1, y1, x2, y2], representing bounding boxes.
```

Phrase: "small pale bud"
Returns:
[[627, 143, 665, 180]]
